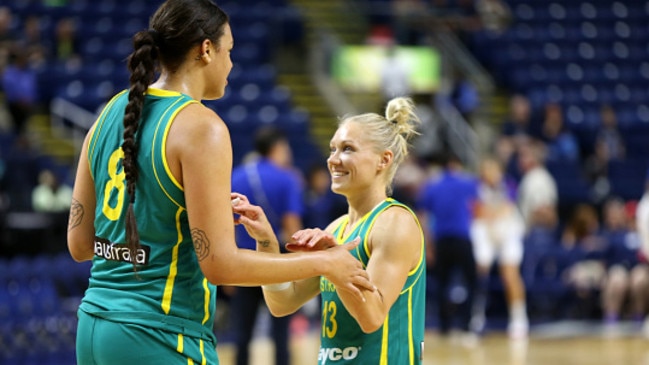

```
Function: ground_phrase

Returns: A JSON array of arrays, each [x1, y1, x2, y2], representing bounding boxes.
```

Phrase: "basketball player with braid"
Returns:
[[235, 97, 426, 364], [66, 1, 372, 363]]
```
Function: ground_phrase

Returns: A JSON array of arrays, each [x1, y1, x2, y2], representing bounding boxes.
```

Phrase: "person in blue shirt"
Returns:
[[2, 49, 37, 135], [230, 126, 304, 365], [417, 151, 479, 338]]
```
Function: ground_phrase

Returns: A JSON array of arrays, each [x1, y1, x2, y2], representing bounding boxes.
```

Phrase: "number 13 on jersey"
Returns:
[[322, 300, 338, 338]]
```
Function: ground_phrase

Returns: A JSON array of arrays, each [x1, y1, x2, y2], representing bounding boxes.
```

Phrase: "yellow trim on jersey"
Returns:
[[151, 98, 193, 207], [161, 100, 198, 192], [380, 314, 390, 365], [408, 288, 415, 365], [87, 90, 128, 178], [147, 87, 182, 97], [200, 339, 206, 365], [188, 359, 194, 365], [177, 333, 184, 353], [161, 207, 184, 314], [202, 278, 210, 325]]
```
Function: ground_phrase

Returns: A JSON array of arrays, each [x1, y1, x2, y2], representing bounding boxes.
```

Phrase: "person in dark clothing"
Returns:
[[417, 152, 479, 340], [230, 126, 304, 365]]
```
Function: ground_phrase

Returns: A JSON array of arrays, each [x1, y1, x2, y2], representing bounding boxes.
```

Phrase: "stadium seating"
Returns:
[[470, 0, 649, 202]]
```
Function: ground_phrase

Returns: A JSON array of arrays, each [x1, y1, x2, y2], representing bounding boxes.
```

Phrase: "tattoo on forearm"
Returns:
[[191, 228, 210, 261], [257, 240, 270, 248], [68, 198, 84, 231]]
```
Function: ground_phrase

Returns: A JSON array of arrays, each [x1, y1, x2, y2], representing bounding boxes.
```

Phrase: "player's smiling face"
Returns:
[[327, 122, 381, 195]]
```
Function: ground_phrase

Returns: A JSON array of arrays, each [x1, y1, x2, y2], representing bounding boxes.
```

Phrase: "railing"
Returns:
[[309, 29, 359, 117], [49, 97, 98, 159]]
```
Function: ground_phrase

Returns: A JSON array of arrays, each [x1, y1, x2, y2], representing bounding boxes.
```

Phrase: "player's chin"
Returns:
[[204, 87, 226, 101]]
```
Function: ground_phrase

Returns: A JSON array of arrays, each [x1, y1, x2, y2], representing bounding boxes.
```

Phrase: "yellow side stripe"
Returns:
[[380, 313, 390, 365], [202, 278, 210, 325], [177, 334, 184, 353], [408, 288, 414, 365], [200, 339, 206, 365], [161, 207, 183, 313]]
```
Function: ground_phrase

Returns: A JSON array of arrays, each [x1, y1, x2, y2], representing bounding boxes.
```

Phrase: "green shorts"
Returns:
[[76, 309, 218, 365]]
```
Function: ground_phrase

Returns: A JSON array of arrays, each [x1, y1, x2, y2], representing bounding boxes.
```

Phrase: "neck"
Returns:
[[345, 188, 387, 227], [150, 69, 203, 100]]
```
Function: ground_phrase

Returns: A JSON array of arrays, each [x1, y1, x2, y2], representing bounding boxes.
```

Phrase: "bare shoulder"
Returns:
[[370, 205, 422, 248], [375, 205, 420, 231], [168, 103, 231, 153]]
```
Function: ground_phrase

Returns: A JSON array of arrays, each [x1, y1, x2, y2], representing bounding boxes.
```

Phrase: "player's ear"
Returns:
[[378, 150, 393, 171]]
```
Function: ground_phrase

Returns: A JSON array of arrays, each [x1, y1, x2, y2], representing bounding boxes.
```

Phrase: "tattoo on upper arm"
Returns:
[[68, 198, 84, 231], [191, 228, 210, 261], [257, 240, 270, 248]]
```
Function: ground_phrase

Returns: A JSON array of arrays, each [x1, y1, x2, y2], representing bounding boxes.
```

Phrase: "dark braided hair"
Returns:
[[121, 0, 229, 269]]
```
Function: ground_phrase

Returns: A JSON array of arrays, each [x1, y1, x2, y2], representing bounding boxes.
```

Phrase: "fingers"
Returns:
[[230, 192, 250, 204], [341, 237, 361, 251], [346, 283, 366, 303], [353, 273, 376, 292]]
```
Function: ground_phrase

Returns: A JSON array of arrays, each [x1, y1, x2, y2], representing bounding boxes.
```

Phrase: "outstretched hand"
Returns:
[[230, 193, 274, 242], [286, 228, 338, 252]]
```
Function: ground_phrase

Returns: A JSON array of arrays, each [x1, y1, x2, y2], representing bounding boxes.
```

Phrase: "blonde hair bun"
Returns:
[[384, 97, 420, 141]]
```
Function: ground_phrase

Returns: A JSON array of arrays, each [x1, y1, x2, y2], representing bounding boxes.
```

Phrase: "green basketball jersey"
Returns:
[[80, 88, 217, 345], [319, 198, 426, 365]]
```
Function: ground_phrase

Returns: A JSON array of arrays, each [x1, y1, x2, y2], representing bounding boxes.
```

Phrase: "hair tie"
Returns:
[[148, 29, 161, 45]]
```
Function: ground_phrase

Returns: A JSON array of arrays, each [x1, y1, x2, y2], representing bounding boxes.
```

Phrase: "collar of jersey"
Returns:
[[146, 87, 183, 97]]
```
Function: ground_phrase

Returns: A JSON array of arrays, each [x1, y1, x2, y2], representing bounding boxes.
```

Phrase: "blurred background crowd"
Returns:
[[0, 0, 648, 363]]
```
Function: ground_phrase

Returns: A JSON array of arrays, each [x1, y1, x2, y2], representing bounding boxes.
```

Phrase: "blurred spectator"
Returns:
[[517, 140, 558, 232], [600, 198, 648, 327], [446, 69, 480, 123], [540, 102, 580, 163], [31, 169, 73, 213], [391, 0, 428, 44], [2, 48, 38, 135], [638, 171, 649, 258], [417, 152, 479, 340], [637, 173, 649, 336], [302, 163, 347, 230], [470, 157, 528, 339], [584, 105, 626, 202], [501, 94, 533, 140], [230, 126, 303, 365], [393, 154, 426, 209], [54, 17, 80, 64], [497, 94, 535, 182], [17, 15, 50, 68], [595, 104, 626, 162], [561, 203, 606, 319], [0, 6, 17, 73], [475, 0, 511, 34]]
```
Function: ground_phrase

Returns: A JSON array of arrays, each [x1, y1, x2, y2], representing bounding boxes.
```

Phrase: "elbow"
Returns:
[[357, 314, 385, 334], [68, 248, 92, 263], [67, 236, 93, 262], [359, 321, 383, 334], [203, 271, 233, 286], [267, 305, 297, 318]]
